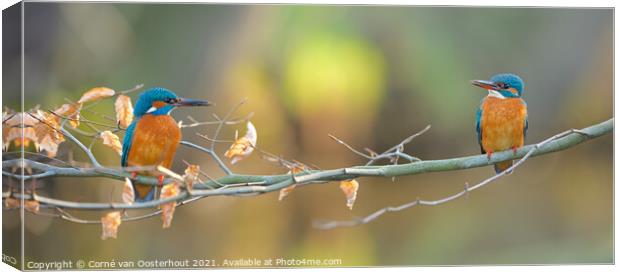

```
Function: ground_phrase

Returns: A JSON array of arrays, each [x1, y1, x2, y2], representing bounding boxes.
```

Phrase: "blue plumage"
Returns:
[[120, 87, 212, 202]]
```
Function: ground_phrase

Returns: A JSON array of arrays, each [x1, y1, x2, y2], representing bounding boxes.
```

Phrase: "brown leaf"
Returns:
[[52, 103, 82, 128], [3, 111, 40, 150], [122, 178, 134, 204], [278, 184, 296, 201], [101, 211, 122, 240], [278, 163, 308, 201], [78, 87, 115, 103], [100, 131, 122, 155], [33, 110, 65, 157], [182, 164, 200, 191], [114, 95, 134, 128], [224, 121, 257, 164], [2, 110, 13, 146], [24, 200, 40, 214], [339, 179, 359, 210], [160, 182, 180, 229], [4, 197, 19, 209]]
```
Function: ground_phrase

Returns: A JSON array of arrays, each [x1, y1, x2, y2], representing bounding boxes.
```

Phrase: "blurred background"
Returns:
[[2, 3, 613, 266]]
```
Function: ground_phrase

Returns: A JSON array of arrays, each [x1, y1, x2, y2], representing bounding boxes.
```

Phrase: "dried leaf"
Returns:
[[122, 178, 134, 204], [182, 164, 200, 191], [2, 111, 13, 146], [278, 163, 308, 201], [24, 200, 40, 214], [3, 111, 40, 150], [114, 95, 134, 128], [52, 103, 82, 128], [78, 87, 115, 103], [160, 182, 180, 229], [224, 121, 257, 164], [4, 197, 19, 209], [33, 110, 65, 157], [278, 184, 296, 201], [100, 131, 122, 155], [339, 179, 359, 210], [101, 211, 122, 240]]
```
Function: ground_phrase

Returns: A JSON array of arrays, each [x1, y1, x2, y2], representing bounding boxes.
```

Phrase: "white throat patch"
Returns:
[[146, 106, 157, 113], [487, 90, 506, 99]]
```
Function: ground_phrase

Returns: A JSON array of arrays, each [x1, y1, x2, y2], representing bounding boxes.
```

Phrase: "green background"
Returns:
[[2, 3, 613, 267]]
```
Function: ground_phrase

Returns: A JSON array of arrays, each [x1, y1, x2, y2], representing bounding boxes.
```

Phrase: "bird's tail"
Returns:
[[494, 160, 514, 175], [133, 183, 156, 202]]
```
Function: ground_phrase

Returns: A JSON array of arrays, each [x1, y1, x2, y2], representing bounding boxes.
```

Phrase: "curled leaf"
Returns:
[[78, 87, 115, 103], [4, 197, 19, 209], [224, 121, 257, 164], [114, 95, 134, 128], [122, 178, 134, 204], [33, 110, 65, 157], [100, 131, 122, 155], [3, 111, 39, 150], [278, 184, 296, 201], [101, 211, 122, 240], [160, 182, 180, 229], [278, 163, 308, 201], [182, 164, 200, 191], [2, 111, 14, 147], [52, 103, 82, 128], [339, 179, 359, 210], [24, 200, 40, 214]]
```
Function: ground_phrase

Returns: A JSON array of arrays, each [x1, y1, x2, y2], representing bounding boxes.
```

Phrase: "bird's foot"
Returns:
[[486, 151, 493, 160], [512, 146, 518, 155], [130, 172, 138, 179], [157, 175, 165, 187]]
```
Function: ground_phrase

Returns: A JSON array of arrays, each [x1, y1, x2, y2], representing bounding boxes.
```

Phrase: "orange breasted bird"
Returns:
[[121, 87, 212, 202], [472, 74, 528, 174]]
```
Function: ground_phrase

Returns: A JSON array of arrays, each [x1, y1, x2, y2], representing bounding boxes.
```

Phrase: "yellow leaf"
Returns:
[[224, 121, 257, 164], [4, 197, 19, 209], [122, 178, 134, 204], [52, 103, 82, 128], [101, 211, 122, 240], [182, 164, 200, 191], [78, 87, 115, 103], [160, 182, 180, 229], [114, 95, 134, 128], [24, 200, 40, 214], [278, 184, 296, 201], [100, 131, 122, 155], [339, 179, 359, 210]]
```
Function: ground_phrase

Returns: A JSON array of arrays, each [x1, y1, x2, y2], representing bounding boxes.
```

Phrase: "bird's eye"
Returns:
[[165, 98, 177, 104], [497, 82, 509, 89]]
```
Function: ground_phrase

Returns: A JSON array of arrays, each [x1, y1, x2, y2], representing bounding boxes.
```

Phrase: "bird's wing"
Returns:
[[121, 120, 138, 167], [522, 100, 528, 139], [476, 103, 485, 154]]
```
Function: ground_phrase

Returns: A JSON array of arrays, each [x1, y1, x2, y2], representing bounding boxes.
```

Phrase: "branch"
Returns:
[[313, 125, 602, 229], [3, 118, 612, 217]]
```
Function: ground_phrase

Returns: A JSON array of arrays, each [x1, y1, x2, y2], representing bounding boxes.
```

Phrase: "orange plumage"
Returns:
[[473, 73, 528, 174], [126, 114, 181, 199], [121, 87, 212, 202], [479, 97, 527, 154]]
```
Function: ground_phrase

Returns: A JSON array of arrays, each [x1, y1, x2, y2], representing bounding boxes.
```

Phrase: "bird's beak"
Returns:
[[174, 98, 214, 107], [471, 80, 500, 91]]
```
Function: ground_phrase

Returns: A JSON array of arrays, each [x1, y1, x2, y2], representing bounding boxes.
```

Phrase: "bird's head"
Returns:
[[133, 87, 212, 117], [471, 73, 524, 99]]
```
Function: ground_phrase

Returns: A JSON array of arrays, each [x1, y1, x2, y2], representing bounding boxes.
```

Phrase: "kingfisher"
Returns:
[[121, 87, 212, 202], [472, 74, 528, 174]]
